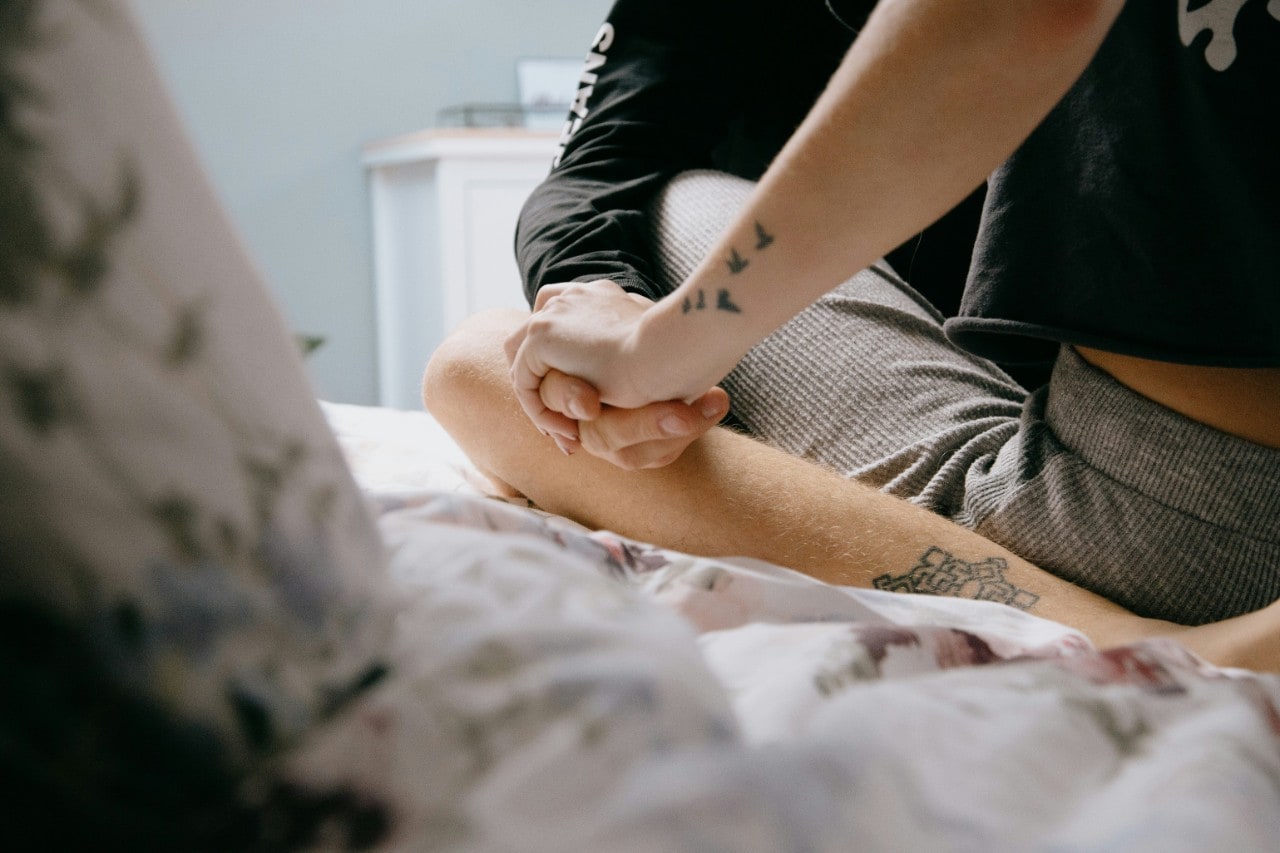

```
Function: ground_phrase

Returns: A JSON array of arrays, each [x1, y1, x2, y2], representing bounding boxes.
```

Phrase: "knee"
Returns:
[[422, 308, 525, 430]]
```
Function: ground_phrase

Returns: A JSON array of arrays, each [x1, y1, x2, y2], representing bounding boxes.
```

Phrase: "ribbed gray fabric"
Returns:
[[646, 170, 1280, 624]]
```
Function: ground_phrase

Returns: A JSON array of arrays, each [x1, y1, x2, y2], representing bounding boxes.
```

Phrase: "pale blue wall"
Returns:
[[130, 0, 612, 404]]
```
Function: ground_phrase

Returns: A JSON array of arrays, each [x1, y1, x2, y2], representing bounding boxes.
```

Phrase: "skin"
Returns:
[[429, 0, 1280, 668], [506, 0, 1132, 427], [1076, 348, 1280, 451], [427, 309, 1280, 671], [518, 0, 1280, 461], [512, 285, 731, 461]]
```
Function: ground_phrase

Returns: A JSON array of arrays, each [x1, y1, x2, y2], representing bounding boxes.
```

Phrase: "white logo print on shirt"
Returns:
[[553, 23, 614, 169], [1179, 0, 1280, 70]]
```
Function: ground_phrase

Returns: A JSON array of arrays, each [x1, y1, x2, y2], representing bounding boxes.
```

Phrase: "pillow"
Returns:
[[0, 1, 394, 846]]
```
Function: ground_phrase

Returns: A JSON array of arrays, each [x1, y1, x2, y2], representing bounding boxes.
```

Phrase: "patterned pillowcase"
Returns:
[[0, 2, 395, 846]]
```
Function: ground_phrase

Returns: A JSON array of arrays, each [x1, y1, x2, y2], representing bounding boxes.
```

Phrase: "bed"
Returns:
[[315, 401, 1280, 851], [5, 1, 1278, 849]]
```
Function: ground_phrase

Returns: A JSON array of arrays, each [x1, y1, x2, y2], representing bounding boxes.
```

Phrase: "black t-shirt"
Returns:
[[516, 0, 1279, 372], [515, 0, 980, 318], [948, 1, 1280, 368]]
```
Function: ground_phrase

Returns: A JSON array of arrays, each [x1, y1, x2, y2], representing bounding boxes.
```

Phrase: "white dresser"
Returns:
[[363, 129, 557, 409]]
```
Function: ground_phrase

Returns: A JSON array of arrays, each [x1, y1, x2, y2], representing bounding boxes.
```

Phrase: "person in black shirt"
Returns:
[[516, 0, 982, 325], [426, 0, 1280, 669]]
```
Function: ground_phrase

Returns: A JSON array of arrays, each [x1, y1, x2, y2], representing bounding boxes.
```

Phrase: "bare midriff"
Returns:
[[1075, 346, 1280, 450]]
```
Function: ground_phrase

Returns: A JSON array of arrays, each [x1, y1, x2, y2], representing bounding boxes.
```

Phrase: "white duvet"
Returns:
[[304, 402, 1280, 852]]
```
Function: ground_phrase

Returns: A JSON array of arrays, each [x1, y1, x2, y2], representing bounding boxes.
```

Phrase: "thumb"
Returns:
[[540, 368, 602, 421], [690, 387, 730, 423]]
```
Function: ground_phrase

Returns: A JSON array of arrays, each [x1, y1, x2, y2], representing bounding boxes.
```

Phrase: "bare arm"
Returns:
[[642, 0, 1125, 397], [431, 309, 1280, 667], [510, 0, 1126, 412]]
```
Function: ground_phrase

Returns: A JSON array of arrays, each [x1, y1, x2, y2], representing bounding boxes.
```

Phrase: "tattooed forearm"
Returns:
[[872, 546, 1041, 611], [724, 221, 776, 275], [685, 221, 773, 315], [716, 289, 741, 313], [682, 288, 741, 314], [754, 221, 774, 249]]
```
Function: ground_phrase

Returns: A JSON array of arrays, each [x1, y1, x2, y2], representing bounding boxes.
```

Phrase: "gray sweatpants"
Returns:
[[647, 171, 1280, 624]]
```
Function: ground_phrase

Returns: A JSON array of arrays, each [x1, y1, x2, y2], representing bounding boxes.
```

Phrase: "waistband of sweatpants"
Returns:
[[1045, 345, 1280, 543]]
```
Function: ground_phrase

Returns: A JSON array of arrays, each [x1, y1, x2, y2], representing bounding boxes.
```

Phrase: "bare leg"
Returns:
[[1176, 600, 1280, 673], [428, 313, 1158, 636], [425, 309, 874, 574], [423, 309, 1280, 672]]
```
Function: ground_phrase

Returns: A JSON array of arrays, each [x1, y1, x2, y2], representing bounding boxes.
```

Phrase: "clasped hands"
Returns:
[[504, 280, 730, 469]]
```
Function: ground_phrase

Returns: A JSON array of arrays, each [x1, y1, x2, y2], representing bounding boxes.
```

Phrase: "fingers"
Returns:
[[506, 288, 603, 439], [533, 280, 646, 313], [532, 282, 570, 313], [540, 369, 602, 421], [505, 324, 581, 448], [691, 387, 731, 424], [579, 388, 730, 470], [536, 369, 599, 456], [507, 281, 660, 456]]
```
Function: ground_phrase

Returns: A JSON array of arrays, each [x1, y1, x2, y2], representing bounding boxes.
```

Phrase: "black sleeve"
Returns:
[[515, 0, 754, 305], [515, 0, 982, 319]]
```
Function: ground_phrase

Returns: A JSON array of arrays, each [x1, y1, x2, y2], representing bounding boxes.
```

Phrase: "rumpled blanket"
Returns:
[[308, 402, 1280, 852]]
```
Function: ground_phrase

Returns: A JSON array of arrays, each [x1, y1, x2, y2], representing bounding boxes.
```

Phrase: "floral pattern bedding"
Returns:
[[316, 402, 1280, 852], [13, 0, 1273, 846]]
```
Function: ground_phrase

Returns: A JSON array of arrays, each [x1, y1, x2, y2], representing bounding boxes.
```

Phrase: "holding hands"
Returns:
[[504, 280, 730, 469]]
